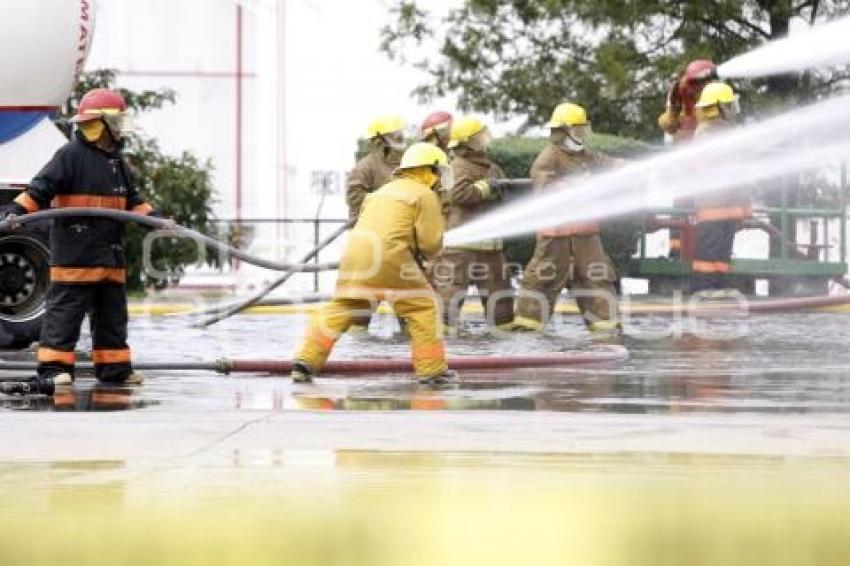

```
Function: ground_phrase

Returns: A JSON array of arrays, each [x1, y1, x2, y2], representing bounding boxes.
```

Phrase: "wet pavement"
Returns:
[[5, 309, 850, 417], [1, 309, 849, 564], [3, 309, 850, 457]]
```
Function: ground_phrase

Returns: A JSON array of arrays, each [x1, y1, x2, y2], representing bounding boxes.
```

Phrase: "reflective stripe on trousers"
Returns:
[[294, 292, 447, 377], [692, 260, 730, 274], [50, 267, 127, 284]]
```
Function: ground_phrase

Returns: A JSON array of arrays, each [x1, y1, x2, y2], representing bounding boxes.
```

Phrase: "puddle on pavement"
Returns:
[[0, 381, 158, 412], [3, 311, 850, 415], [1, 313, 849, 564]]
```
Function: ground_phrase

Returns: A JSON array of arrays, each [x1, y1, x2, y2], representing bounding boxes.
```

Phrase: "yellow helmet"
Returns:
[[366, 114, 406, 139], [398, 142, 449, 170], [448, 116, 486, 148], [547, 102, 588, 128], [696, 82, 738, 108]]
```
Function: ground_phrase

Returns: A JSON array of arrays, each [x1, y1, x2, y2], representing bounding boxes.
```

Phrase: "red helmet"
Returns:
[[71, 88, 127, 123], [682, 59, 717, 84], [420, 111, 453, 137]]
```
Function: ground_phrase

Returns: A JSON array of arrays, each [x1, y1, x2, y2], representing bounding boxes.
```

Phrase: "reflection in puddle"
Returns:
[[292, 385, 538, 412], [5, 312, 850, 416], [0, 383, 158, 412], [220, 369, 850, 415]]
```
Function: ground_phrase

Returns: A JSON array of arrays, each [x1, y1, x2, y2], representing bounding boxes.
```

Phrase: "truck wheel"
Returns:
[[0, 231, 49, 349]]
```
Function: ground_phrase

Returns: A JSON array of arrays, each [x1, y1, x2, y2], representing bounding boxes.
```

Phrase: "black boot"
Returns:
[[417, 369, 459, 388], [0, 375, 57, 396], [290, 361, 314, 383]]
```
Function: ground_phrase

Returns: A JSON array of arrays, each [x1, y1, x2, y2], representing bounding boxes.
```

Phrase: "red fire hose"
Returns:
[[0, 346, 628, 377]]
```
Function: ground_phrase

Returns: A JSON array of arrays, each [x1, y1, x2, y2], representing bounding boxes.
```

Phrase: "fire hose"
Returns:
[[0, 346, 628, 376], [0, 208, 339, 273], [193, 181, 532, 325], [0, 346, 630, 395], [193, 220, 353, 327]]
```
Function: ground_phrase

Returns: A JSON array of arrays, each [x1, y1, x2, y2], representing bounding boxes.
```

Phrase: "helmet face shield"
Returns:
[[433, 122, 451, 143], [568, 123, 592, 143], [101, 109, 133, 140], [561, 123, 591, 152], [438, 164, 454, 192], [383, 130, 406, 152], [719, 99, 741, 120], [467, 128, 493, 152]]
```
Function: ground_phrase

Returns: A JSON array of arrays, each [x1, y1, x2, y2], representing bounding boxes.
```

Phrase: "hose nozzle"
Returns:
[[0, 376, 56, 396], [694, 67, 719, 81]]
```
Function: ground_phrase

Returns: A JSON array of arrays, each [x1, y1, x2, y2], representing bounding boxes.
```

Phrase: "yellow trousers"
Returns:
[[294, 290, 447, 377]]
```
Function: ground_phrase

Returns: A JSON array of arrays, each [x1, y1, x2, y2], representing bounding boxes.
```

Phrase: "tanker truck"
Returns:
[[0, 0, 95, 348]]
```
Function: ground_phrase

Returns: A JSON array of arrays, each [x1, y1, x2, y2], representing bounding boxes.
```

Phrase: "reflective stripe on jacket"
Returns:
[[12, 133, 155, 281]]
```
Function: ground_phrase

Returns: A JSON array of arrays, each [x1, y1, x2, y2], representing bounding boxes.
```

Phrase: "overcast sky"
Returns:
[[86, 0, 464, 221]]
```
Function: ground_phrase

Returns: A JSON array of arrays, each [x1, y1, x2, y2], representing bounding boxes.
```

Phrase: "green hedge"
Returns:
[[489, 132, 652, 178], [489, 133, 655, 273], [353, 133, 656, 276]]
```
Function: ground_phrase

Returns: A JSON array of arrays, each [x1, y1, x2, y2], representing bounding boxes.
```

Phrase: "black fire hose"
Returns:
[[0, 359, 236, 396], [194, 220, 353, 328], [0, 361, 228, 374], [0, 208, 338, 273]]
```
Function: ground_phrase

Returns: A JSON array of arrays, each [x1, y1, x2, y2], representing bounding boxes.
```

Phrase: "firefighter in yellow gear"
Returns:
[[292, 142, 457, 386], [346, 115, 406, 221], [513, 102, 620, 333], [345, 115, 407, 331], [691, 82, 751, 293], [431, 116, 514, 330]]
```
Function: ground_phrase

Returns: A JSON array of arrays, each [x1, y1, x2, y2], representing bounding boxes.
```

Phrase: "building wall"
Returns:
[[84, 0, 458, 289]]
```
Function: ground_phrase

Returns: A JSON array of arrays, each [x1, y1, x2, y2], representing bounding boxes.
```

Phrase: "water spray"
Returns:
[[717, 14, 850, 79], [446, 91, 850, 246], [446, 14, 850, 246]]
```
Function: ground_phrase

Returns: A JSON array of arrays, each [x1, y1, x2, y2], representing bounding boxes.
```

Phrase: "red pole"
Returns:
[[281, 1, 289, 243], [235, 4, 244, 269]]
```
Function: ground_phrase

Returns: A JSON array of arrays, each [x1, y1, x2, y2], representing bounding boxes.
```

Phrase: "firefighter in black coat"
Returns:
[[0, 88, 161, 387]]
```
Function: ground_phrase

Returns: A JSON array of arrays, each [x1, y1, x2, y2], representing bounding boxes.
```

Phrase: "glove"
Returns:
[[474, 179, 502, 201], [0, 203, 25, 231], [0, 203, 25, 217], [490, 178, 511, 196]]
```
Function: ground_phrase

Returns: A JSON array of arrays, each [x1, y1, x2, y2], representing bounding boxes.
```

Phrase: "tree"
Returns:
[[381, 0, 850, 140], [56, 69, 221, 291]]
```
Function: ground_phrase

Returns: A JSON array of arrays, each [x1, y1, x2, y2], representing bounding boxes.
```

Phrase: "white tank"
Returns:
[[0, 0, 95, 180], [0, 0, 95, 108]]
